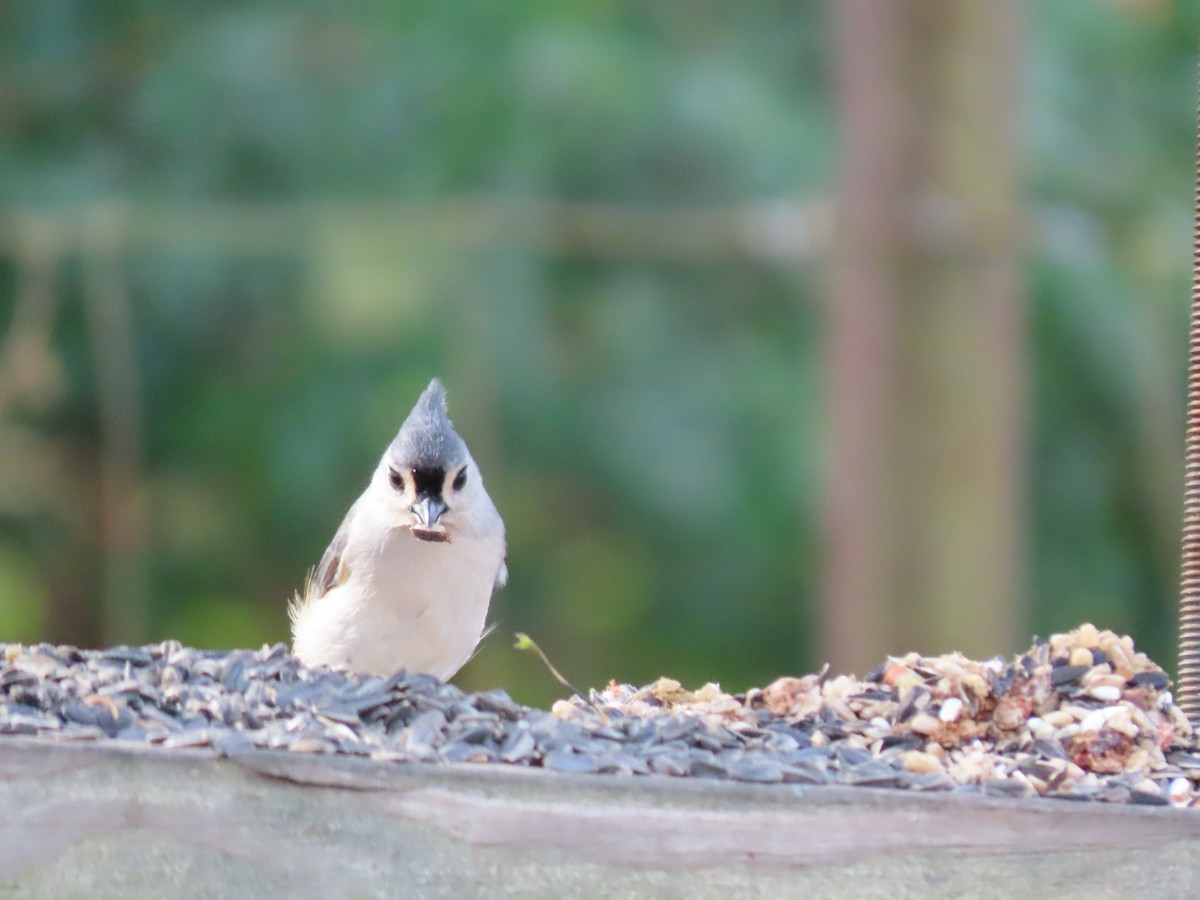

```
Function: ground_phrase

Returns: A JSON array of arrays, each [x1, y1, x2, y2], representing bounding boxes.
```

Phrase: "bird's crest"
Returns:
[[390, 378, 467, 468]]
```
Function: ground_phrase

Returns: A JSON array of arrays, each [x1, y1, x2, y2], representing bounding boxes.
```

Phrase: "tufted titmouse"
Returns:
[[290, 378, 507, 680]]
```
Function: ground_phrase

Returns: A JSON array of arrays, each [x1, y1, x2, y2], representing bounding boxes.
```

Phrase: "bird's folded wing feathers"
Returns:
[[290, 506, 354, 623], [312, 526, 350, 600]]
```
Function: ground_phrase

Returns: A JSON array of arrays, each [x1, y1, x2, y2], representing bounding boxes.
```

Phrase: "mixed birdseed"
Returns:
[[1, 623, 1198, 807]]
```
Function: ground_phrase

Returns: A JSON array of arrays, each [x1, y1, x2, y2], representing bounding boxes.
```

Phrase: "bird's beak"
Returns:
[[411, 494, 447, 527], [410, 494, 450, 542]]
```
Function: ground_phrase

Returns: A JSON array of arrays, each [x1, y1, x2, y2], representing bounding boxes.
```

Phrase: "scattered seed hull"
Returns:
[[0, 624, 1196, 807]]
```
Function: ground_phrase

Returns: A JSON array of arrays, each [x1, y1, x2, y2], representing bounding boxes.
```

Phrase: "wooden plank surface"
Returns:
[[0, 737, 1198, 898]]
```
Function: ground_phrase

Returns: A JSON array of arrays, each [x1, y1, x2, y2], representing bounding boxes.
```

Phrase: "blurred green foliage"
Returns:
[[0, 0, 1195, 706]]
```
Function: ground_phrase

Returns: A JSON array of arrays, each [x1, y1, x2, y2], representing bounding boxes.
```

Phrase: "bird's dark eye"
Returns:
[[452, 467, 468, 491], [388, 468, 405, 491]]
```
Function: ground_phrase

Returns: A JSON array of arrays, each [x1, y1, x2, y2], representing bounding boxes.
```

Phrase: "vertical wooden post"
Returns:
[[824, 0, 1025, 671], [82, 205, 151, 646]]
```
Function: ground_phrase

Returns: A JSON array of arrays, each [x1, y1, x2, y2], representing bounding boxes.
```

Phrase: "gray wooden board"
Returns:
[[0, 736, 1198, 899]]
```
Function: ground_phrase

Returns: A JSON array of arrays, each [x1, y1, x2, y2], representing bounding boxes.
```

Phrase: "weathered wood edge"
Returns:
[[4, 734, 1200, 854], [3, 736, 1200, 898]]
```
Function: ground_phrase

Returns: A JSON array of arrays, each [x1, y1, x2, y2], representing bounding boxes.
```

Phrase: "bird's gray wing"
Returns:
[[306, 503, 358, 602]]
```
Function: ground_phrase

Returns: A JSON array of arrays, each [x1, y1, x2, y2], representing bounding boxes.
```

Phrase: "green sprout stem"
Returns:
[[514, 632, 610, 724]]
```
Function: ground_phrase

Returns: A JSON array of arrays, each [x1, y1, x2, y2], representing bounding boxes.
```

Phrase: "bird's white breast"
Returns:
[[292, 510, 504, 680]]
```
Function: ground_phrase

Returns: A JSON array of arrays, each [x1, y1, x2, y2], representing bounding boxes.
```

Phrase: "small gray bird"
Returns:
[[290, 379, 507, 680]]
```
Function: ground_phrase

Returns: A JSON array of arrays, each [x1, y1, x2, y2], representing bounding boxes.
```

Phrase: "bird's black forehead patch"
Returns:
[[411, 466, 445, 498]]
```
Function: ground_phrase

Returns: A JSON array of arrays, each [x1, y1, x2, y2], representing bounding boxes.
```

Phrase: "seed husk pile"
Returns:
[[1, 623, 1197, 807]]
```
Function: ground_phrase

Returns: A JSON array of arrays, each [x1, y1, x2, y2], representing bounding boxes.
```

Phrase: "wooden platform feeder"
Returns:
[[2, 737, 1200, 898]]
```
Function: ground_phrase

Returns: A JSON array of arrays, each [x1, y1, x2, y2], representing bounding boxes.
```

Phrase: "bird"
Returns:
[[290, 378, 507, 680]]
